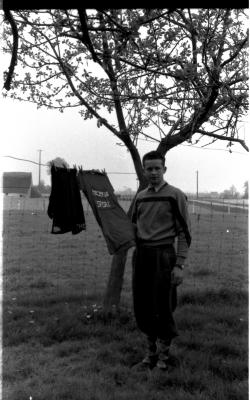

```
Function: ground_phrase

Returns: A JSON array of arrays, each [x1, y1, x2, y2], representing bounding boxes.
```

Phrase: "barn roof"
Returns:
[[2, 172, 33, 195]]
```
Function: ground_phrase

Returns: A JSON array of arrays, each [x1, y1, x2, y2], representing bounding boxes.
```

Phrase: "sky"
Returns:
[[1, 95, 249, 195]]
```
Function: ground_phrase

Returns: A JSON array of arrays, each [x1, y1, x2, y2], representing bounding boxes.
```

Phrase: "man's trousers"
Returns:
[[132, 244, 178, 342]]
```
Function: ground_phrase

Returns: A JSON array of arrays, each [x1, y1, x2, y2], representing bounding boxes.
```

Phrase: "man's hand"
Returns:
[[171, 266, 184, 286]]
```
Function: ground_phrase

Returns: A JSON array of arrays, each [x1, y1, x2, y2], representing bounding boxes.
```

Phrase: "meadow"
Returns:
[[2, 198, 248, 400]]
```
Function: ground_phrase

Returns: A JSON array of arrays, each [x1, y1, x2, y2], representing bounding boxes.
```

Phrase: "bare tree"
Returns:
[[243, 181, 248, 199], [2, 8, 249, 309]]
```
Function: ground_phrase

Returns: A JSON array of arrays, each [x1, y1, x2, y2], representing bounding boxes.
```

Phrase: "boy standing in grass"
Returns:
[[132, 151, 191, 370]]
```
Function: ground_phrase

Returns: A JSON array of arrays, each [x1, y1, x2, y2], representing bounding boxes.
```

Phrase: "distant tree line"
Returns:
[[116, 182, 249, 200], [221, 182, 248, 199], [35, 175, 248, 200], [32, 180, 51, 195]]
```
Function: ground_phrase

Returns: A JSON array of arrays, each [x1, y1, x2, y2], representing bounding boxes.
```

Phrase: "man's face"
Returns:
[[143, 159, 166, 186]]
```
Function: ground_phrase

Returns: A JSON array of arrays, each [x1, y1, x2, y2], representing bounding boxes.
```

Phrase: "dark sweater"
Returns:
[[47, 166, 86, 235], [132, 181, 191, 265]]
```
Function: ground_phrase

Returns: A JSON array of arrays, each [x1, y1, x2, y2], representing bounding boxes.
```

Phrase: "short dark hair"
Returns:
[[142, 151, 165, 167]]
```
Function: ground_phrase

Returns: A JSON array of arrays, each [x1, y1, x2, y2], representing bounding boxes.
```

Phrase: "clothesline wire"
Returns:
[[2, 155, 137, 174], [3, 155, 48, 166]]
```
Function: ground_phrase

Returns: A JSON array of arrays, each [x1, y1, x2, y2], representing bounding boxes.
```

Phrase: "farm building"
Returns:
[[2, 172, 35, 197]]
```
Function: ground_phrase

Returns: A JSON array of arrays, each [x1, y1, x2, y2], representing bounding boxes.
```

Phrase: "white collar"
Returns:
[[147, 181, 167, 193]]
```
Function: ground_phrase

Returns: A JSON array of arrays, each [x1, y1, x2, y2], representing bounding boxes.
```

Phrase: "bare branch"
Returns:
[[220, 34, 248, 68], [98, 11, 128, 135], [141, 112, 166, 138], [216, 9, 231, 66], [3, 9, 19, 91], [196, 129, 249, 151], [77, 9, 101, 64], [167, 117, 183, 136], [139, 131, 161, 143]]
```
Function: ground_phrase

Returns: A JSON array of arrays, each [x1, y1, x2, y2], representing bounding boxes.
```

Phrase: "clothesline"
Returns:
[[3, 156, 137, 175]]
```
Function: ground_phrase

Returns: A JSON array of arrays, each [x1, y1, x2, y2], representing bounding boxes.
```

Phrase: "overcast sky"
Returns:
[[1, 95, 249, 195]]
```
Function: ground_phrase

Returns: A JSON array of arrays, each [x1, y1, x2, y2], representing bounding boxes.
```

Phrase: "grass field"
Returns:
[[2, 202, 248, 400]]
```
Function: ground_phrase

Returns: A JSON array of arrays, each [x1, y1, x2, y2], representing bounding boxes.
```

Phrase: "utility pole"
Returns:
[[196, 170, 199, 199], [38, 149, 42, 188]]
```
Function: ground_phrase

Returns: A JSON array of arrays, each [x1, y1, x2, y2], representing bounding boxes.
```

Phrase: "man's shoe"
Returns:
[[142, 354, 156, 365], [132, 354, 157, 371], [156, 358, 169, 370], [141, 353, 158, 369]]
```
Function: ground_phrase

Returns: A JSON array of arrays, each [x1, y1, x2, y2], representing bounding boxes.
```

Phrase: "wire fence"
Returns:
[[2, 195, 248, 308]]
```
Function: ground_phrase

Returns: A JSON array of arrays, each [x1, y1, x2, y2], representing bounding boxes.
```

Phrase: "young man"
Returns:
[[132, 150, 191, 370]]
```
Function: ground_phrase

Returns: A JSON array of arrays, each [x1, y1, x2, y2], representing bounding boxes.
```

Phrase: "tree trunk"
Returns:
[[103, 196, 136, 312], [103, 249, 128, 312], [103, 175, 148, 312]]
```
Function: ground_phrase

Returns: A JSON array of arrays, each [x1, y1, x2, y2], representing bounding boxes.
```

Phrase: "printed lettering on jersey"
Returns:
[[92, 189, 113, 209]]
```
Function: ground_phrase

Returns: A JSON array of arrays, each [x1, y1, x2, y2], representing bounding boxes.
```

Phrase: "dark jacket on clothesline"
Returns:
[[47, 166, 86, 235]]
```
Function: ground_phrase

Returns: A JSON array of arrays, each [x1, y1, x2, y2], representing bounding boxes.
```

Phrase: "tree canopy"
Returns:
[[2, 8, 249, 182]]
